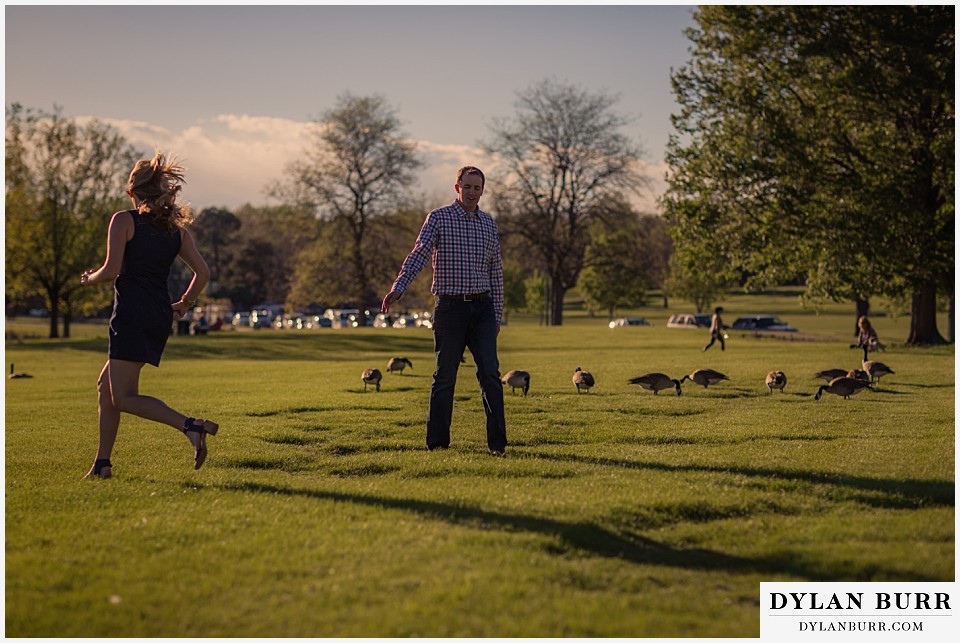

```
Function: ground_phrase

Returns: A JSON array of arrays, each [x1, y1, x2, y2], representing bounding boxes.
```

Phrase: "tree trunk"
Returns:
[[948, 287, 955, 344], [854, 297, 871, 336], [549, 277, 565, 326], [352, 232, 369, 326], [541, 274, 551, 326], [907, 284, 946, 345], [63, 311, 72, 338], [663, 293, 668, 308], [608, 304, 615, 321], [46, 287, 60, 339]]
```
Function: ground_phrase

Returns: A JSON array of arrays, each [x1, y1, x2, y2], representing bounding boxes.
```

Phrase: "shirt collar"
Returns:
[[452, 200, 482, 219]]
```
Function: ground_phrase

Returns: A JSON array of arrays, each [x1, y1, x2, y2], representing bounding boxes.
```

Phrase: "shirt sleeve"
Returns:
[[391, 211, 437, 295], [490, 223, 504, 324]]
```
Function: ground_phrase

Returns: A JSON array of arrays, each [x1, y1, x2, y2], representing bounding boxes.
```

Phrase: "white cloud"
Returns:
[[86, 114, 667, 213]]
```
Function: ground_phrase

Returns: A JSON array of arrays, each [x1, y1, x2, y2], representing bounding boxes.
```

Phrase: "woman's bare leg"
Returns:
[[91, 359, 215, 472], [87, 360, 120, 478], [108, 359, 191, 429]]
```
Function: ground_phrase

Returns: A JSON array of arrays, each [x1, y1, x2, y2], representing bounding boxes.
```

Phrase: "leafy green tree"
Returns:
[[665, 6, 954, 344], [579, 211, 673, 320], [217, 204, 320, 310], [286, 201, 431, 313], [5, 104, 138, 337], [272, 93, 422, 323], [579, 231, 648, 320], [191, 207, 241, 297], [484, 79, 649, 326]]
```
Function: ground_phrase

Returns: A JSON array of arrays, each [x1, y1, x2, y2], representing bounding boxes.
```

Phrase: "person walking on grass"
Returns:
[[703, 306, 727, 352], [381, 166, 507, 456], [80, 150, 218, 479]]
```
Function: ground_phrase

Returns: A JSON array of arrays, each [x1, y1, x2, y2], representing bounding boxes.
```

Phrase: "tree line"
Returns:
[[6, 8, 953, 344], [664, 5, 953, 344]]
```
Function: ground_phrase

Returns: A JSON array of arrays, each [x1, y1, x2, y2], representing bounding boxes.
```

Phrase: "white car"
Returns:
[[609, 316, 652, 328], [667, 313, 711, 329]]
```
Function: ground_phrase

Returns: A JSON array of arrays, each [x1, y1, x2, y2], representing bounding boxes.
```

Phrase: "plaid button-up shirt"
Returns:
[[391, 200, 504, 323]]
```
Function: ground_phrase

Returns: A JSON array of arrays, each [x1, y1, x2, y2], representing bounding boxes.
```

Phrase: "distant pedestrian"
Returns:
[[381, 166, 507, 456], [851, 315, 886, 352], [80, 150, 218, 479], [703, 306, 727, 352]]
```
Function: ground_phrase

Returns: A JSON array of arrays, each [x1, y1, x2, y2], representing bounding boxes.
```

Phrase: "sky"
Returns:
[[4, 3, 698, 213]]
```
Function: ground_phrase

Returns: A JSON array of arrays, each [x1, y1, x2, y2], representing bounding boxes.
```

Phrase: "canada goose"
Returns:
[[861, 346, 894, 385], [814, 376, 872, 400], [815, 369, 848, 382], [847, 369, 870, 383], [765, 370, 787, 394], [8, 363, 32, 379], [572, 367, 595, 394], [501, 370, 531, 396], [680, 368, 729, 389], [387, 357, 413, 375], [627, 373, 682, 396], [361, 368, 382, 392]]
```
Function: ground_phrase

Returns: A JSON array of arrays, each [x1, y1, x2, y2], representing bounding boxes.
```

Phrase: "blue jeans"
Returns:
[[427, 297, 507, 452]]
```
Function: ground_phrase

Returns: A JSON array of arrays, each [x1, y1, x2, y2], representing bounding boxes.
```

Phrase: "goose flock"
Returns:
[[359, 340, 897, 399]]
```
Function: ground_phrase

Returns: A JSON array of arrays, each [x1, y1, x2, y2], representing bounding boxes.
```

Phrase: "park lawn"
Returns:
[[4, 299, 954, 637]]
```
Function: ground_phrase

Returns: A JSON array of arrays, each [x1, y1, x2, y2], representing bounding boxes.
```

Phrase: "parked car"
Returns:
[[274, 313, 304, 330], [250, 308, 276, 329], [608, 316, 652, 328], [730, 314, 798, 332], [323, 308, 360, 329], [392, 314, 417, 329], [413, 311, 433, 329], [302, 315, 332, 329], [667, 313, 711, 329], [346, 312, 373, 328]]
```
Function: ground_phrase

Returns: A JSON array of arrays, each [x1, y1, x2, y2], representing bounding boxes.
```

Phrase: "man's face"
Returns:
[[455, 173, 484, 211]]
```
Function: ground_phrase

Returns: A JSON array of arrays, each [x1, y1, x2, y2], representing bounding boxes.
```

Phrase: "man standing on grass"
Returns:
[[381, 166, 507, 456]]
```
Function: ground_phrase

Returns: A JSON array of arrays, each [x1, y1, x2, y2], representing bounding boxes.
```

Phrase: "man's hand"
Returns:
[[381, 291, 401, 313]]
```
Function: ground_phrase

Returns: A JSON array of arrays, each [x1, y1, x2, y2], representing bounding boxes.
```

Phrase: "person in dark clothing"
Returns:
[[851, 315, 886, 352], [80, 150, 218, 479], [703, 306, 727, 352]]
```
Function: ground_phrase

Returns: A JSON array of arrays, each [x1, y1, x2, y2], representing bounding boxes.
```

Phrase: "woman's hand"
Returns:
[[172, 299, 190, 320], [80, 269, 95, 285]]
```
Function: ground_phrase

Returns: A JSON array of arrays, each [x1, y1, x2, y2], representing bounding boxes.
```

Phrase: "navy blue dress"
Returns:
[[108, 210, 183, 367]]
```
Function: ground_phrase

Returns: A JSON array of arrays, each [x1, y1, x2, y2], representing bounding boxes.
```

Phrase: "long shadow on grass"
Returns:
[[20, 331, 435, 362], [522, 451, 954, 510], [218, 481, 803, 578]]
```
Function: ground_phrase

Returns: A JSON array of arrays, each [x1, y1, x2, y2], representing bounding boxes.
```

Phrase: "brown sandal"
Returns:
[[183, 418, 218, 470]]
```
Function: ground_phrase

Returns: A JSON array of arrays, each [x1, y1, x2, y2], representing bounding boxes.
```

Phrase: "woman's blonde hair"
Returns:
[[127, 149, 193, 231]]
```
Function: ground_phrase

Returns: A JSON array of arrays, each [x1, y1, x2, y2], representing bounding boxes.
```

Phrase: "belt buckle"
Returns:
[[463, 293, 476, 301]]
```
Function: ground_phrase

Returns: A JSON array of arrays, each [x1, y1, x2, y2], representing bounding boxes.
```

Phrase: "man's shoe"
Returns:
[[489, 449, 505, 457]]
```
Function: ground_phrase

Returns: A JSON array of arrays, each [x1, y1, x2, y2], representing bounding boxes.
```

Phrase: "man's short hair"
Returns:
[[457, 166, 485, 188]]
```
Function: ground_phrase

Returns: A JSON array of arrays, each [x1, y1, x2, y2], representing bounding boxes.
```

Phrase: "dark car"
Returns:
[[731, 315, 798, 332]]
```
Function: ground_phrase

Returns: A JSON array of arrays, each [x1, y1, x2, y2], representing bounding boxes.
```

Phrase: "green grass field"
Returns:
[[4, 293, 955, 637]]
